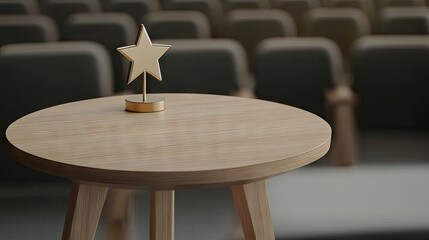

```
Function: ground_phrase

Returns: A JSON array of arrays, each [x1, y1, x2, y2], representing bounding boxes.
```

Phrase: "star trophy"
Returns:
[[117, 24, 171, 112]]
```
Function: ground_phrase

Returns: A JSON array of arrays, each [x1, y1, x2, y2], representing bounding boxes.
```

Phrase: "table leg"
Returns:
[[150, 190, 175, 240], [232, 180, 275, 240], [104, 189, 133, 240], [62, 182, 108, 240]]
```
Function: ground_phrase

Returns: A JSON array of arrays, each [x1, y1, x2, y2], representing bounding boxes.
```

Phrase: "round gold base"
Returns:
[[125, 95, 165, 113]]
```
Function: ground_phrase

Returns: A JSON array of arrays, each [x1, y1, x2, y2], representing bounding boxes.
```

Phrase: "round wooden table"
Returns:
[[6, 94, 331, 240]]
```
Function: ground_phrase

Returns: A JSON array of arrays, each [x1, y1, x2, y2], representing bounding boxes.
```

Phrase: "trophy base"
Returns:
[[125, 95, 165, 113]]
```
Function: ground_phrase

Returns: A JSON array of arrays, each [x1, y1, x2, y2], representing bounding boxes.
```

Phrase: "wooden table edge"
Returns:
[[6, 134, 330, 190]]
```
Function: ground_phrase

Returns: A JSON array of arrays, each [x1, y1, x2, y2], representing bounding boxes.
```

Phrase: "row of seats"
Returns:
[[3, 0, 429, 15], [2, 7, 428, 88], [1, 0, 428, 35], [1, 1, 428, 81], [1, 35, 428, 180], [0, 0, 158, 26]]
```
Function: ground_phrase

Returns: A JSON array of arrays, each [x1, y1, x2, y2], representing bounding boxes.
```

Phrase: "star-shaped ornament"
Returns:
[[118, 25, 171, 84], [117, 25, 171, 113]]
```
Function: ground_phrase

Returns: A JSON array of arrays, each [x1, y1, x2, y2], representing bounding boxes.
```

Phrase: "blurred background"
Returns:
[[0, 0, 428, 239]]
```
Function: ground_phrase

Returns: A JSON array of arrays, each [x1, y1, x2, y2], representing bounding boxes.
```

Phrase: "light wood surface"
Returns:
[[7, 94, 331, 188], [62, 182, 108, 240], [150, 190, 175, 240], [232, 181, 275, 240], [104, 189, 133, 240]]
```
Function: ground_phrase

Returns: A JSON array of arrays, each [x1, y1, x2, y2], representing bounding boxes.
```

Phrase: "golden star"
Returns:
[[117, 25, 171, 84]]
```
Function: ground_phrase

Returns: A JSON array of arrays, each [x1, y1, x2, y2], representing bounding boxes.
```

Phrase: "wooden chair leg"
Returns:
[[331, 103, 356, 165], [325, 85, 357, 166], [104, 189, 133, 240], [231, 180, 275, 240], [150, 190, 175, 240], [62, 182, 108, 240]]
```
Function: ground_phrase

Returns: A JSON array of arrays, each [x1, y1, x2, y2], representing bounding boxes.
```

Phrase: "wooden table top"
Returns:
[[7, 94, 331, 189]]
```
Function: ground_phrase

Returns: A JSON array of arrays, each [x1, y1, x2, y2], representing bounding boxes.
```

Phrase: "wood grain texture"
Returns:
[[232, 181, 274, 240], [62, 182, 108, 240], [150, 190, 175, 240], [104, 189, 133, 240], [6, 94, 331, 189]]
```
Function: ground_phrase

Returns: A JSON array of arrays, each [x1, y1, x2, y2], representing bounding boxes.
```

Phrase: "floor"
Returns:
[[0, 183, 236, 240], [3, 165, 429, 240]]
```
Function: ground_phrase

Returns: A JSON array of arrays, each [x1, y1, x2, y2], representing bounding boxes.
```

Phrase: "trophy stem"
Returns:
[[142, 71, 147, 102], [125, 70, 165, 113]]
